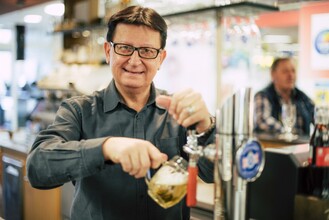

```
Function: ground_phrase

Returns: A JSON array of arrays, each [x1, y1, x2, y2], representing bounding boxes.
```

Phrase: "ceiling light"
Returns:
[[44, 3, 65, 16], [24, 15, 42, 23]]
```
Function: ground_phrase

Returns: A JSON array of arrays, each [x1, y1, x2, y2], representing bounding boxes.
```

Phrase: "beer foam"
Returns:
[[155, 167, 187, 185]]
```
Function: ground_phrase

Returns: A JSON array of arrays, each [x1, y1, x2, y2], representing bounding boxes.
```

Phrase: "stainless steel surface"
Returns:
[[217, 88, 253, 136], [183, 87, 260, 219], [233, 88, 253, 137], [213, 87, 264, 220], [183, 87, 259, 219], [217, 97, 234, 135]]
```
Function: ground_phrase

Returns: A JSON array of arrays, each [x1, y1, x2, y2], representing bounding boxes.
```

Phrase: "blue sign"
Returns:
[[236, 140, 264, 181]]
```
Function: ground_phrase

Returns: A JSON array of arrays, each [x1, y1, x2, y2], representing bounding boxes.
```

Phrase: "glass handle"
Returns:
[[145, 169, 151, 186]]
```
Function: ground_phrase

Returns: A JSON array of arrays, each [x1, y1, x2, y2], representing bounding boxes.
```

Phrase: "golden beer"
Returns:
[[145, 156, 188, 209], [147, 180, 187, 208]]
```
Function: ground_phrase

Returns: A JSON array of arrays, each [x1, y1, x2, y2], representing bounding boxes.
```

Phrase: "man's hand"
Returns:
[[156, 88, 212, 134], [102, 137, 168, 178]]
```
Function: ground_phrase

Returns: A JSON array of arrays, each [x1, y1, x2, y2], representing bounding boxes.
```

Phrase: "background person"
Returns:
[[254, 57, 314, 136], [26, 5, 214, 220]]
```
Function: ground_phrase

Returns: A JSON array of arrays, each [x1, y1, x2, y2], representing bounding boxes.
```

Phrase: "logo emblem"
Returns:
[[236, 140, 264, 181], [314, 29, 329, 55]]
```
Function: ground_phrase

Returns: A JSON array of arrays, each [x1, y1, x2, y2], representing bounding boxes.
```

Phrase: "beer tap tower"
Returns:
[[184, 88, 265, 220]]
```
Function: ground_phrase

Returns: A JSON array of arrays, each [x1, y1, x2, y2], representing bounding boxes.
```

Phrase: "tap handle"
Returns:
[[186, 123, 199, 207], [186, 165, 198, 207]]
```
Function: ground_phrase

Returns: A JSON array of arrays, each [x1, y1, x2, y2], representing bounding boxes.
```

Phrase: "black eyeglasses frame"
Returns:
[[109, 41, 162, 59]]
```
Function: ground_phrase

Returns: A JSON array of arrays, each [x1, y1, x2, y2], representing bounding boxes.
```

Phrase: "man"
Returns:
[[26, 6, 214, 220], [254, 57, 314, 136]]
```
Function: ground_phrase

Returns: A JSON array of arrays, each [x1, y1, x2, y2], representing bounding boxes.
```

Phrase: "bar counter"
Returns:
[[0, 129, 62, 220], [0, 129, 319, 219], [255, 132, 310, 148]]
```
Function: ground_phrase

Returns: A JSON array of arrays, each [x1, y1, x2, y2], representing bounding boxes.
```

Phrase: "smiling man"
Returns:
[[253, 57, 314, 136], [26, 6, 215, 220]]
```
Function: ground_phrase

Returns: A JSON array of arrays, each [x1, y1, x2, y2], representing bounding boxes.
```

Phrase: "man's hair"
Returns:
[[270, 57, 292, 72], [106, 6, 168, 49]]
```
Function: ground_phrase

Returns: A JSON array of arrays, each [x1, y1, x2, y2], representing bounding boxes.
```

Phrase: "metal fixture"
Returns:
[[184, 87, 265, 220]]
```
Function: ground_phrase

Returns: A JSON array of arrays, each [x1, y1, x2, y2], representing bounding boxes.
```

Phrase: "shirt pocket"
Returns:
[[157, 137, 180, 159]]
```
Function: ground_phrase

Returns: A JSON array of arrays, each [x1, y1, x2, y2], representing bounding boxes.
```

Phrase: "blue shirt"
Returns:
[[26, 80, 214, 220]]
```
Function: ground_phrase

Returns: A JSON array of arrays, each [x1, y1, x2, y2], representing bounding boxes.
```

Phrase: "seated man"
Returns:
[[254, 57, 314, 136]]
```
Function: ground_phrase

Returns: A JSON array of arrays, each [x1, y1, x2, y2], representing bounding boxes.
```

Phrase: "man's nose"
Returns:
[[288, 70, 296, 77], [128, 50, 142, 65]]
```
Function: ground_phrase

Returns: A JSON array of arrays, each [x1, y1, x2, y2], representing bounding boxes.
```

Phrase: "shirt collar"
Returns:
[[103, 80, 121, 112], [154, 88, 167, 111], [271, 83, 297, 100], [103, 80, 166, 112]]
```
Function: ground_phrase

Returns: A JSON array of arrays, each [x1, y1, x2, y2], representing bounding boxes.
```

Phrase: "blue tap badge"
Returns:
[[236, 139, 264, 182]]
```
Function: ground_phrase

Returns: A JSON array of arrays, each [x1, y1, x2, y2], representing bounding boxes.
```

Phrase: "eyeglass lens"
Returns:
[[113, 43, 159, 59]]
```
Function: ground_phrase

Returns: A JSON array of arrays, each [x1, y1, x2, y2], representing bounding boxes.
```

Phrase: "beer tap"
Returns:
[[184, 88, 265, 220], [183, 124, 203, 207], [183, 122, 218, 207]]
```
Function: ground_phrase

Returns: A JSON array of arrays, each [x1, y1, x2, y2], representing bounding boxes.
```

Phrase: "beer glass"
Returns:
[[280, 103, 297, 140], [145, 156, 188, 209]]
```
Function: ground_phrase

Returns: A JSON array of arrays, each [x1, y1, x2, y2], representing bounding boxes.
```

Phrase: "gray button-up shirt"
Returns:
[[27, 80, 214, 220]]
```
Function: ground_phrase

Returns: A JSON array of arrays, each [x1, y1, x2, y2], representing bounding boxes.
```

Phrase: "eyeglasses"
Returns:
[[109, 41, 162, 59]]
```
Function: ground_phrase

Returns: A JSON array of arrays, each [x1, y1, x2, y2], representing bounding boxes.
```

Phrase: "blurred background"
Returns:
[[0, 1, 328, 219], [0, 0, 328, 131]]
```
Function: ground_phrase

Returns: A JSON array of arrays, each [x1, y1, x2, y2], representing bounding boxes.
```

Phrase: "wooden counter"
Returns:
[[0, 130, 61, 220], [196, 178, 214, 211], [255, 132, 310, 148]]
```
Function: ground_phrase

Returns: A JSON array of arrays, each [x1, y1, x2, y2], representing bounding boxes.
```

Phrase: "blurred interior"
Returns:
[[0, 0, 328, 219], [0, 0, 328, 131]]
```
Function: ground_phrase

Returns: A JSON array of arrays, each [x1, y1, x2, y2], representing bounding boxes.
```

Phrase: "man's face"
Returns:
[[104, 23, 166, 92], [271, 59, 296, 92]]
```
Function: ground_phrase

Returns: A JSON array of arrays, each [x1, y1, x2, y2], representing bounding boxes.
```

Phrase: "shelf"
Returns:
[[162, 2, 278, 18], [53, 1, 278, 34], [52, 19, 104, 34]]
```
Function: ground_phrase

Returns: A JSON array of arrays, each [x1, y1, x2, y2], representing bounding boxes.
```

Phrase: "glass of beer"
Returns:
[[145, 156, 188, 209]]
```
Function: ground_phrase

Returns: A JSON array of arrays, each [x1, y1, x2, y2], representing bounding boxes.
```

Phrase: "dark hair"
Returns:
[[270, 57, 292, 72], [106, 6, 167, 49]]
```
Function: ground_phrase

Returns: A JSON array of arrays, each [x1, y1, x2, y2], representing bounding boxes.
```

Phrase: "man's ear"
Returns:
[[104, 42, 111, 64], [159, 49, 167, 66]]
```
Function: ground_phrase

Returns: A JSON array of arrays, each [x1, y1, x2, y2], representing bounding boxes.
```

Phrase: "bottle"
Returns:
[[308, 106, 329, 166], [307, 106, 329, 200]]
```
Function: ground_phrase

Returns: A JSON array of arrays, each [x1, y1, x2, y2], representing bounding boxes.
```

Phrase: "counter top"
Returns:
[[0, 129, 34, 154], [255, 132, 309, 148], [196, 179, 214, 210]]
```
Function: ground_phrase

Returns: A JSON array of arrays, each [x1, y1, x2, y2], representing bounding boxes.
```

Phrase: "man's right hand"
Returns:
[[102, 137, 168, 178]]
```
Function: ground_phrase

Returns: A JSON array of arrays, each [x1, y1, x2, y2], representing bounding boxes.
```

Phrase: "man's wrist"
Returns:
[[196, 116, 215, 137]]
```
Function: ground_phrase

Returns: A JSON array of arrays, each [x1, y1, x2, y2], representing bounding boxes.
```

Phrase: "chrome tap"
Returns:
[[183, 125, 204, 206], [184, 88, 265, 220]]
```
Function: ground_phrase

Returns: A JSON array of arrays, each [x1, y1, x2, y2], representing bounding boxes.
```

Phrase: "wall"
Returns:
[[154, 10, 217, 114], [255, 1, 329, 103], [299, 1, 329, 104]]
